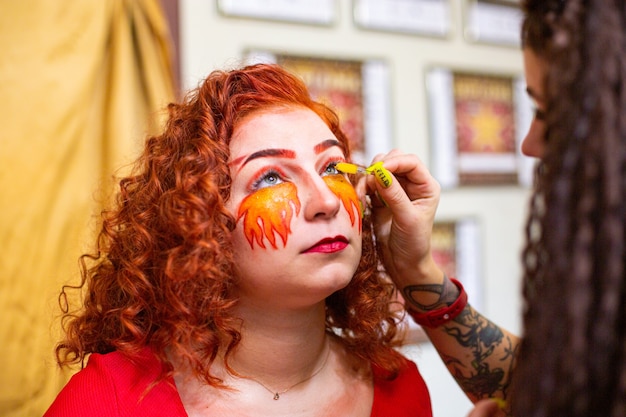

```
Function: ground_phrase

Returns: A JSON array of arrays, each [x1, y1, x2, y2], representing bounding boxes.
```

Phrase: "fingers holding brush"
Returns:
[[346, 151, 443, 288]]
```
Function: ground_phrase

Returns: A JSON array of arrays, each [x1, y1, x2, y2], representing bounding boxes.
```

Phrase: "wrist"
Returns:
[[412, 256, 443, 284], [407, 278, 468, 328], [401, 271, 457, 310]]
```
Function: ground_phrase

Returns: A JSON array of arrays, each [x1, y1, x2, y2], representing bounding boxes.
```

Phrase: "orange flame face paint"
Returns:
[[237, 182, 301, 249], [323, 175, 362, 232], [237, 175, 361, 250]]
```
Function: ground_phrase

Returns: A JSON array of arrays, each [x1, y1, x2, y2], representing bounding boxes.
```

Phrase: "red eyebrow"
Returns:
[[314, 139, 342, 154], [230, 149, 296, 172], [230, 139, 343, 171]]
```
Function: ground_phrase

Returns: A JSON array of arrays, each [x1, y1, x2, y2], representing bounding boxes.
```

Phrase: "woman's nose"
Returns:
[[521, 118, 546, 158], [302, 176, 341, 220]]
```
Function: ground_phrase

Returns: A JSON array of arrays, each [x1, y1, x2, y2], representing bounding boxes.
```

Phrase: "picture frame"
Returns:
[[426, 66, 535, 188], [217, 0, 337, 26], [352, 0, 452, 38], [402, 218, 483, 344], [463, 0, 523, 47], [245, 50, 394, 165]]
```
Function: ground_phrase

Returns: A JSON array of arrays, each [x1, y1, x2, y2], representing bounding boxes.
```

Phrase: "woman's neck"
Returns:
[[171, 300, 374, 417], [228, 300, 330, 388]]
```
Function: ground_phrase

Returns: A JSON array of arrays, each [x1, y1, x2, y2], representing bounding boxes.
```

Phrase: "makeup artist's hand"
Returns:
[[362, 150, 444, 289]]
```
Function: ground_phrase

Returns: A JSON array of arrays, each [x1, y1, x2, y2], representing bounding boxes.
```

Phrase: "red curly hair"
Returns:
[[56, 63, 406, 386]]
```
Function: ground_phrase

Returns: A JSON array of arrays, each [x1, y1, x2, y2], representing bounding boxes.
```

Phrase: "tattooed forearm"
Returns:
[[402, 274, 460, 311], [440, 307, 518, 400]]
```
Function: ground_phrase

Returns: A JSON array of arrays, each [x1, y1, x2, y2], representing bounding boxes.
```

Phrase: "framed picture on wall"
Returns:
[[245, 50, 393, 165], [463, 0, 523, 47], [426, 66, 535, 188], [217, 0, 337, 26], [402, 218, 483, 344], [352, 0, 452, 38]]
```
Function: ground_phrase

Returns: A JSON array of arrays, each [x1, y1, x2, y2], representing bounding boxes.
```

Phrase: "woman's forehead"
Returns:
[[228, 108, 339, 160], [523, 48, 548, 104]]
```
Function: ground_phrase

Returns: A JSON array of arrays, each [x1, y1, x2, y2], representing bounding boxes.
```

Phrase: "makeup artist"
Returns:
[[468, 0, 626, 415], [43, 63, 516, 416]]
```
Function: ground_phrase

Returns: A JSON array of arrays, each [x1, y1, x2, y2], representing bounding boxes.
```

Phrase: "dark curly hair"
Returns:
[[514, 0, 626, 416], [55, 63, 406, 387]]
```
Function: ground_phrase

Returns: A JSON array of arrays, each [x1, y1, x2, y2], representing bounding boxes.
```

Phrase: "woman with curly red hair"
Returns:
[[44, 63, 514, 416]]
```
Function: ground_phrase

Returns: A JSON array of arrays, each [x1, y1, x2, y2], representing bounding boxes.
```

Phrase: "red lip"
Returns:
[[303, 236, 349, 254]]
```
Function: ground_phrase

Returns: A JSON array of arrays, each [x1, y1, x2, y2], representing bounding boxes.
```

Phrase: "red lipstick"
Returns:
[[304, 236, 348, 254]]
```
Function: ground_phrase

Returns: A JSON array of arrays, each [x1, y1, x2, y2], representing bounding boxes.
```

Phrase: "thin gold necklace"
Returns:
[[242, 339, 331, 400]]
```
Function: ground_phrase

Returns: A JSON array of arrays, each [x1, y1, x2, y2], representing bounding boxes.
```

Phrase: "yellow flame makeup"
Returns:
[[323, 175, 362, 232], [237, 176, 362, 250], [237, 182, 301, 249]]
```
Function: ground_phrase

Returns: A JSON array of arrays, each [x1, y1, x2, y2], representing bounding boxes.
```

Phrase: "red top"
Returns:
[[44, 348, 432, 417]]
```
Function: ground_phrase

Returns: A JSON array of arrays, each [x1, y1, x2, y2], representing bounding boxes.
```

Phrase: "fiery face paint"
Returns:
[[237, 182, 301, 249], [237, 175, 361, 250], [323, 175, 362, 232]]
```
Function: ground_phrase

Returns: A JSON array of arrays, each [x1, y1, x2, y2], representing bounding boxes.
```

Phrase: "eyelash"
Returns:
[[251, 168, 285, 190], [534, 107, 547, 121], [325, 159, 344, 176], [250, 159, 344, 191]]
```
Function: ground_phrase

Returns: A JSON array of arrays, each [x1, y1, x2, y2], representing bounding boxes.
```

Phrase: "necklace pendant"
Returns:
[[273, 393, 280, 400]]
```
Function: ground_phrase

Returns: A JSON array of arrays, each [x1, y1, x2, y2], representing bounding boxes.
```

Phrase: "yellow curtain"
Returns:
[[0, 1, 175, 416]]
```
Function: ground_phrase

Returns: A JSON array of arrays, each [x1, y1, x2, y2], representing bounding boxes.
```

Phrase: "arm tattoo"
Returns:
[[402, 274, 516, 410], [402, 274, 460, 311], [443, 308, 518, 401]]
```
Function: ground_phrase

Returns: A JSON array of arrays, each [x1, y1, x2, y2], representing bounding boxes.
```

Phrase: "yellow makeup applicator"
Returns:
[[335, 162, 372, 175], [335, 161, 392, 188]]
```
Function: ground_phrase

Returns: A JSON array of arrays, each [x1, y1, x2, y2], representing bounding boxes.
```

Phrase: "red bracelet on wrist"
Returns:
[[408, 278, 468, 328]]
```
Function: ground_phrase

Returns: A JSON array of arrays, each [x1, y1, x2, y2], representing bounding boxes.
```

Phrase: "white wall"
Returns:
[[179, 1, 530, 416]]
